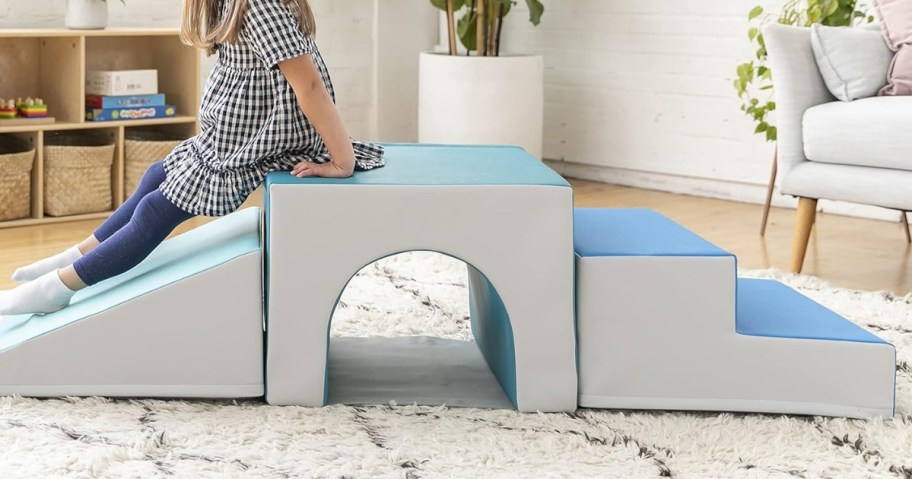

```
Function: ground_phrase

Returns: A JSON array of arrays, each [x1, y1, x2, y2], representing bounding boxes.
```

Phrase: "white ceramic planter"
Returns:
[[419, 52, 544, 159], [66, 0, 109, 30]]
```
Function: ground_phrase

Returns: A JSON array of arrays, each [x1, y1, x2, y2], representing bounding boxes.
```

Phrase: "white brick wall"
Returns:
[[310, 0, 376, 140], [499, 0, 779, 196], [0, 1, 183, 29], [498, 0, 896, 220]]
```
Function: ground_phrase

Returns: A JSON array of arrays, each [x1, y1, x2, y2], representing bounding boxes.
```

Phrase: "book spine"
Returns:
[[85, 105, 177, 122], [86, 94, 166, 109]]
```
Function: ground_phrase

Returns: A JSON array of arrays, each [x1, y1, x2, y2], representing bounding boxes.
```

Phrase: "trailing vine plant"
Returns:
[[735, 0, 873, 142]]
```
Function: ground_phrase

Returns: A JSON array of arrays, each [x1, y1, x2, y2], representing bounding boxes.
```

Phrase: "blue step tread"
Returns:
[[736, 278, 888, 345], [0, 207, 262, 353], [574, 208, 732, 257], [265, 143, 569, 188]]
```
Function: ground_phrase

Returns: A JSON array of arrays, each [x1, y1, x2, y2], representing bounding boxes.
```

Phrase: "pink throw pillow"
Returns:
[[874, 0, 912, 95]]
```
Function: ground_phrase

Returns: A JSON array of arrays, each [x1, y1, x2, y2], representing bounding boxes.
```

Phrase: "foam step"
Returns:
[[573, 209, 737, 337], [574, 208, 738, 407], [574, 207, 895, 417], [0, 207, 265, 398], [579, 278, 895, 417], [731, 278, 894, 417]]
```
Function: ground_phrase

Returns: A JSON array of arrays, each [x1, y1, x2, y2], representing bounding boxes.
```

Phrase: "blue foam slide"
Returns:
[[0, 207, 264, 399], [0, 207, 262, 352]]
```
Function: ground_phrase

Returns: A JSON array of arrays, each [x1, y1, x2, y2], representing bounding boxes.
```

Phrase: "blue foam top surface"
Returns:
[[736, 278, 888, 344], [574, 208, 732, 257], [265, 143, 570, 188], [0, 207, 262, 353]]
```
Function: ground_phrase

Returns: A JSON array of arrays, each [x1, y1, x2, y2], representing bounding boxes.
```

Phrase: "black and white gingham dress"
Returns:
[[160, 0, 385, 216]]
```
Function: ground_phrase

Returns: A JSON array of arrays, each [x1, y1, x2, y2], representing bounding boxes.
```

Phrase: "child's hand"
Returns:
[[292, 159, 354, 179]]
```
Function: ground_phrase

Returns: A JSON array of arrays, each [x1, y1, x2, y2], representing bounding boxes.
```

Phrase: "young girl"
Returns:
[[0, 0, 383, 316]]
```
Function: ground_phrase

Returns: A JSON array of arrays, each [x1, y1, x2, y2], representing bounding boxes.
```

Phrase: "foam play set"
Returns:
[[0, 144, 896, 418]]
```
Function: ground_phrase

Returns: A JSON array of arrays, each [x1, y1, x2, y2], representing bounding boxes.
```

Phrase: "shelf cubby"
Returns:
[[0, 131, 40, 222], [43, 128, 119, 218], [0, 35, 83, 124], [0, 28, 199, 229], [85, 35, 200, 119], [124, 122, 198, 141]]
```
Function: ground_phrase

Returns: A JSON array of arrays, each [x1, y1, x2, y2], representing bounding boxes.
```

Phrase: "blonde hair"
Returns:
[[181, 0, 316, 55]]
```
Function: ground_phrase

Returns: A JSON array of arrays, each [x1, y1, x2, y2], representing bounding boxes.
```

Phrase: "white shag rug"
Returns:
[[1, 252, 910, 479]]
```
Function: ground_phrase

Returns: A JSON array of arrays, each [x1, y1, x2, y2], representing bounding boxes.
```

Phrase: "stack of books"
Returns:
[[85, 70, 177, 122]]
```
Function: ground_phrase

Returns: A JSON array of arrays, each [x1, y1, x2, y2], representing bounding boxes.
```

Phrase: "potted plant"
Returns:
[[733, 0, 872, 234], [419, 0, 546, 158], [66, 0, 125, 30]]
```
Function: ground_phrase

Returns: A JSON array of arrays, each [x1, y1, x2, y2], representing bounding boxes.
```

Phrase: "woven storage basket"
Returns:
[[124, 130, 184, 197], [44, 132, 115, 217], [0, 138, 35, 222]]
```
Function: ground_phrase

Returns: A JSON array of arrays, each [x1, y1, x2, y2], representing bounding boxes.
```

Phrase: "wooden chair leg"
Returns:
[[902, 211, 911, 244], [759, 148, 778, 236], [790, 197, 817, 274]]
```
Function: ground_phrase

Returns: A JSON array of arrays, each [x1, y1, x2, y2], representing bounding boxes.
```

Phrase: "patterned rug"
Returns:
[[1, 252, 910, 478]]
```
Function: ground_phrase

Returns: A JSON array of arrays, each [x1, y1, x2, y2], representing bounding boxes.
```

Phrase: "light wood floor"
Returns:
[[1, 179, 910, 294]]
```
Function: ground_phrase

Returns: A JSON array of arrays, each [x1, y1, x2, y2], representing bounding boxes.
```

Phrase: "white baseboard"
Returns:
[[546, 160, 905, 223]]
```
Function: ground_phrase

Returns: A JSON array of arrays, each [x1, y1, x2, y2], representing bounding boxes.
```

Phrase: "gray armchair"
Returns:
[[763, 23, 912, 273]]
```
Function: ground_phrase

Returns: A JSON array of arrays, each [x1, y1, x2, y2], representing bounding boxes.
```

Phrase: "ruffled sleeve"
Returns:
[[243, 0, 315, 69]]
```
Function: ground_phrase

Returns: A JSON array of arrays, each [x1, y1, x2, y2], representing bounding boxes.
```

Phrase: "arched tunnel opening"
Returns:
[[326, 251, 515, 408]]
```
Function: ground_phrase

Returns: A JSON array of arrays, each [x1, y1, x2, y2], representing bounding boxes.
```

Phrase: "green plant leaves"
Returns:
[[736, 62, 754, 83], [492, 0, 512, 18], [429, 0, 467, 11], [457, 11, 478, 52], [440, 0, 545, 54], [748, 6, 764, 20], [735, 0, 870, 143], [525, 0, 545, 26]]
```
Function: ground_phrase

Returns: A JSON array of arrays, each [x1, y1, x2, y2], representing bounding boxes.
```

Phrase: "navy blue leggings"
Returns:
[[73, 161, 194, 286]]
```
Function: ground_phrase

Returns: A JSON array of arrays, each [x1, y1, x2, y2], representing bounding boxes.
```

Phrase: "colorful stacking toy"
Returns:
[[17, 98, 48, 118]]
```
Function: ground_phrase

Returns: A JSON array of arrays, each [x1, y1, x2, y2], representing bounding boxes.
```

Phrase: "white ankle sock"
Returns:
[[0, 270, 75, 316], [12, 245, 83, 283]]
